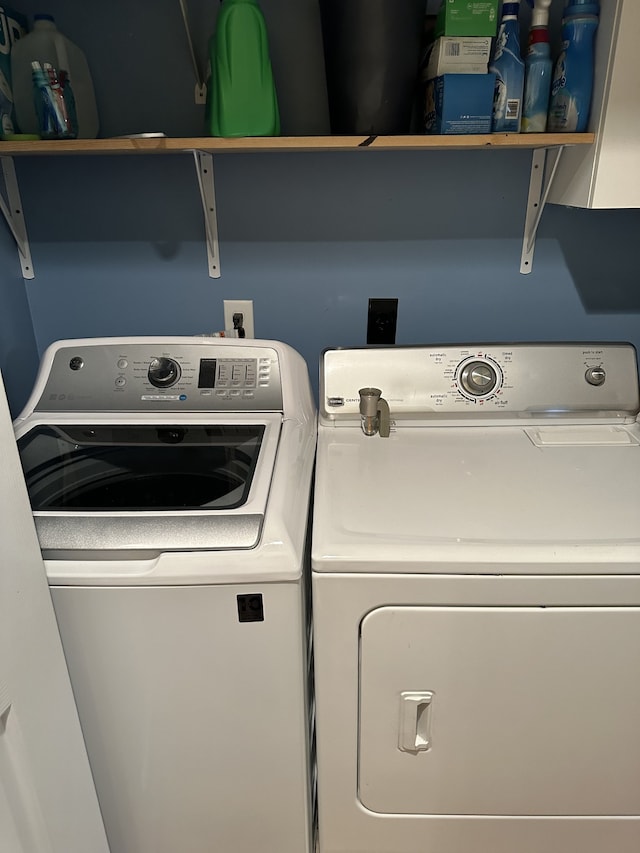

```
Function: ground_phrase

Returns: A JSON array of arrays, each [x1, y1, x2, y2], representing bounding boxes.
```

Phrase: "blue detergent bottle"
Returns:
[[489, 0, 525, 133], [547, 1, 600, 132]]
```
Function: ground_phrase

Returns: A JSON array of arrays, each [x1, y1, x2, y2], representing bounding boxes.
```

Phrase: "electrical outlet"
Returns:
[[223, 300, 254, 338], [367, 298, 398, 345]]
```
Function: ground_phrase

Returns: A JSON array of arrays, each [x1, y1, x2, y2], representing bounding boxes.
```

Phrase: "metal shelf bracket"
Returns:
[[179, 0, 207, 104], [193, 151, 221, 278], [0, 156, 34, 279], [520, 145, 565, 275]]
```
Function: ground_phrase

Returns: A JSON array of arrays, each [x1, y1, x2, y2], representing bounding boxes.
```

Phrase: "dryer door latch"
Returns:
[[398, 691, 434, 753]]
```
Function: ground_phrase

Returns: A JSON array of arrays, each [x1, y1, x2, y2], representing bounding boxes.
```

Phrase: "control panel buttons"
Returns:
[[585, 367, 606, 387], [148, 357, 181, 388], [69, 356, 84, 371], [117, 358, 128, 369], [115, 376, 126, 388]]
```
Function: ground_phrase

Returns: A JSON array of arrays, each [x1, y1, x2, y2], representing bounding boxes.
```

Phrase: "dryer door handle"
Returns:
[[398, 691, 434, 753]]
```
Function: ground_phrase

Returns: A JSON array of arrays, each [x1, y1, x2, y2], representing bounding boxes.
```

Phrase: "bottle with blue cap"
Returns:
[[489, 0, 525, 133], [547, 0, 600, 132]]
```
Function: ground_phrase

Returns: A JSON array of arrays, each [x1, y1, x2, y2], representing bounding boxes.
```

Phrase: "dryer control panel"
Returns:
[[321, 344, 640, 422], [33, 342, 284, 412]]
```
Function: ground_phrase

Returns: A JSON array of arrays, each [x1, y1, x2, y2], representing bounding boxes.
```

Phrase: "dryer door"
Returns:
[[358, 606, 640, 816]]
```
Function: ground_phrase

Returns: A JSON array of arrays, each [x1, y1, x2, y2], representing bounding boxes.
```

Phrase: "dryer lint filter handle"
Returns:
[[359, 387, 390, 437]]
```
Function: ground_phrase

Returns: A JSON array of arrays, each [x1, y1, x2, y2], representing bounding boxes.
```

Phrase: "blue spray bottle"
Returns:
[[547, 1, 600, 132], [490, 0, 525, 133], [522, 0, 553, 132]]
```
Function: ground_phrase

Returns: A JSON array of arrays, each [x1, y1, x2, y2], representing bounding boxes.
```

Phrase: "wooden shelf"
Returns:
[[0, 131, 596, 281], [0, 133, 595, 156]]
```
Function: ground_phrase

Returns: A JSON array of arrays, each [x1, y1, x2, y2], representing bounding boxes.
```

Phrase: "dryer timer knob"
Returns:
[[459, 361, 498, 397], [585, 367, 606, 387]]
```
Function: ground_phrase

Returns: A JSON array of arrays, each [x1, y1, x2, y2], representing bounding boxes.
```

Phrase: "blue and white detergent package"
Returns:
[[425, 73, 496, 134], [0, 6, 27, 137]]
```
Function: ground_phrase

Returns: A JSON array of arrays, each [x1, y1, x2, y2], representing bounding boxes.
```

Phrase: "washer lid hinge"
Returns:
[[0, 156, 34, 280], [520, 145, 566, 275]]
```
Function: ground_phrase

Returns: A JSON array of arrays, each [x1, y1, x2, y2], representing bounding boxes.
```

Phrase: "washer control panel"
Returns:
[[35, 343, 283, 412], [322, 344, 640, 420]]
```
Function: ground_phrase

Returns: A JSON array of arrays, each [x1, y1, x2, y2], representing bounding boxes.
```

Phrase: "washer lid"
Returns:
[[312, 423, 640, 571], [17, 415, 280, 556]]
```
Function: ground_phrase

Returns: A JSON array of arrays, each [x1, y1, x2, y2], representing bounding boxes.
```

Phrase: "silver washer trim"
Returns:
[[35, 514, 263, 557]]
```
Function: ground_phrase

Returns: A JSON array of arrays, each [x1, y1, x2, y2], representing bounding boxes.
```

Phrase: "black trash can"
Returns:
[[319, 0, 426, 135]]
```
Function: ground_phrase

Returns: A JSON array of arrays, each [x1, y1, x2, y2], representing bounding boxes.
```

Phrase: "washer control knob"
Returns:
[[459, 361, 498, 397], [148, 357, 181, 388], [585, 366, 606, 387]]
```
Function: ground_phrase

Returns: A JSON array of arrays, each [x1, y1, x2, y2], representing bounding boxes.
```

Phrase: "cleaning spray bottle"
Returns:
[[547, 0, 600, 132], [489, 0, 525, 133], [522, 0, 552, 132]]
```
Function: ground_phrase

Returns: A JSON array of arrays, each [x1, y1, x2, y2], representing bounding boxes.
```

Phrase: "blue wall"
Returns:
[[2, 0, 640, 404], [14, 148, 640, 399]]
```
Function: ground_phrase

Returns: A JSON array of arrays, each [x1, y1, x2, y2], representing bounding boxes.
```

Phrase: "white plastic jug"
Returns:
[[10, 14, 98, 137]]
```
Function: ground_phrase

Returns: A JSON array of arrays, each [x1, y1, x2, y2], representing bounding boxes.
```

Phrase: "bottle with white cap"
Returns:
[[522, 0, 553, 132], [10, 14, 98, 138]]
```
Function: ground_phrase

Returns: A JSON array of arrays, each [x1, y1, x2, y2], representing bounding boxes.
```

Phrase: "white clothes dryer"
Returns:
[[14, 337, 316, 853], [312, 343, 640, 853]]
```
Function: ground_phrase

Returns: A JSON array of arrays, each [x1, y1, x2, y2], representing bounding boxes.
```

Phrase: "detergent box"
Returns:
[[435, 0, 499, 37], [425, 73, 496, 134], [425, 36, 491, 79]]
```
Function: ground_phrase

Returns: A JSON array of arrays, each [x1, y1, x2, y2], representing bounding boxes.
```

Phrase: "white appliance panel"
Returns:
[[358, 605, 640, 816], [312, 424, 640, 571], [312, 344, 640, 853], [51, 582, 312, 853], [312, 573, 640, 853], [15, 337, 317, 853]]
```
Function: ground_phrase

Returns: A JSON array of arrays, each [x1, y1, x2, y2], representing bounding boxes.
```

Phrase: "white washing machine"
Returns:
[[14, 336, 316, 853], [312, 343, 640, 853]]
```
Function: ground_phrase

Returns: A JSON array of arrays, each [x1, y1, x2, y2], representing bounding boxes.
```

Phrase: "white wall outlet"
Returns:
[[223, 300, 254, 338]]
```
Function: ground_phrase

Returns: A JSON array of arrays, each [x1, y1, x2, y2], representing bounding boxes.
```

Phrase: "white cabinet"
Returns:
[[548, 0, 640, 208]]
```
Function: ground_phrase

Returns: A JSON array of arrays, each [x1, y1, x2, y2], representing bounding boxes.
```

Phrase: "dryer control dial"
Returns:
[[585, 366, 606, 386], [148, 357, 181, 388], [459, 360, 499, 397]]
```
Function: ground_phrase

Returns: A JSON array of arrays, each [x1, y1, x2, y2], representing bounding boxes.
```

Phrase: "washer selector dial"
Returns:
[[585, 366, 606, 387], [459, 360, 499, 397], [148, 357, 181, 388]]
